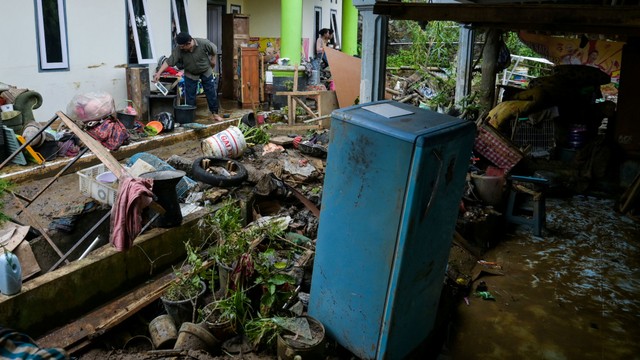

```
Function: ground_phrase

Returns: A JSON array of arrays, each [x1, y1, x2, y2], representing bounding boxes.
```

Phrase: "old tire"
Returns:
[[192, 157, 247, 187]]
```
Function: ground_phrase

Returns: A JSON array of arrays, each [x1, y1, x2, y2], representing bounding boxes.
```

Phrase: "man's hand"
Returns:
[[154, 61, 169, 82]]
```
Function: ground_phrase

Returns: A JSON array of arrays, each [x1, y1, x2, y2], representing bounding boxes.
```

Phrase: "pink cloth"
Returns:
[[110, 176, 154, 251]]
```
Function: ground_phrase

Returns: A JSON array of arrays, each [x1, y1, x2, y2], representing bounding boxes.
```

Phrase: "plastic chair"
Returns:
[[505, 175, 549, 237]]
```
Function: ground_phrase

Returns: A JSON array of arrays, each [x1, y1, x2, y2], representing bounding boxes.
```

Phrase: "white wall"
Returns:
[[241, 0, 342, 60], [302, 0, 342, 59], [0, 0, 341, 120], [1, 0, 208, 121], [246, 0, 281, 38]]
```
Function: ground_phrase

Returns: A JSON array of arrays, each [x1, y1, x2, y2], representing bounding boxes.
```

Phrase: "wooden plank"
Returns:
[[10, 192, 66, 261], [37, 258, 215, 353], [325, 47, 360, 108], [275, 90, 323, 96], [288, 94, 295, 125], [269, 124, 323, 136], [56, 112, 129, 179], [303, 114, 332, 124], [293, 96, 317, 118], [56, 112, 164, 214], [36, 269, 176, 351]]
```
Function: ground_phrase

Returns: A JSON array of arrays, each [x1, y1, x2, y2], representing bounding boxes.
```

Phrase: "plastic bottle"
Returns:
[[0, 251, 22, 295]]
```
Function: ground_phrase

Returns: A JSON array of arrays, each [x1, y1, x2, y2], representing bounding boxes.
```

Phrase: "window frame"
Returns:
[[172, 0, 191, 35], [314, 6, 322, 41], [35, 0, 69, 70], [330, 9, 340, 49], [127, 0, 156, 65]]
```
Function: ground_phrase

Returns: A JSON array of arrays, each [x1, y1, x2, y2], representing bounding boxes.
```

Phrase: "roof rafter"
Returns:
[[373, 3, 640, 37]]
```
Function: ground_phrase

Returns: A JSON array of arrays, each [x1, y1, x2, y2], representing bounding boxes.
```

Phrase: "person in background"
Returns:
[[327, 28, 336, 50], [153, 32, 222, 121], [315, 28, 332, 68]]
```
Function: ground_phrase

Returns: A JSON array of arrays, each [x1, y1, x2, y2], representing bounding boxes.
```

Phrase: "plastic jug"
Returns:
[[0, 251, 22, 295]]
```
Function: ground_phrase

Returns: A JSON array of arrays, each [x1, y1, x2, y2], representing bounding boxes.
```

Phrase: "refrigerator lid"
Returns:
[[332, 100, 469, 144]]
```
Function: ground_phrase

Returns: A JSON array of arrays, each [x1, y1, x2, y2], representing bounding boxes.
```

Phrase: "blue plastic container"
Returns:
[[0, 252, 22, 296]]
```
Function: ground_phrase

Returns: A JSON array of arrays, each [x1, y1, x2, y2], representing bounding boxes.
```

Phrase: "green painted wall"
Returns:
[[342, 0, 359, 56], [280, 0, 302, 65]]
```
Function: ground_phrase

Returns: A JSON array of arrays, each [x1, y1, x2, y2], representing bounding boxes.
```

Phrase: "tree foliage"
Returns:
[[386, 19, 540, 116]]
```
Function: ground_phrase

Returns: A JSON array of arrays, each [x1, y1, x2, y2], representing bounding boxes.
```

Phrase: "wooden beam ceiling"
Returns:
[[373, 3, 640, 38]]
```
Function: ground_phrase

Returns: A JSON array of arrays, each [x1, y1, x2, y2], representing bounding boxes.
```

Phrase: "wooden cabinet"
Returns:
[[221, 14, 250, 100], [239, 47, 259, 109]]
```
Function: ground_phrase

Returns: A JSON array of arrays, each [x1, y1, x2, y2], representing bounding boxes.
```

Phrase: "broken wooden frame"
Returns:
[[274, 65, 339, 126]]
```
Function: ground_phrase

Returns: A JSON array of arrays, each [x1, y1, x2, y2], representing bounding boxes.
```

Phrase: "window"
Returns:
[[314, 6, 322, 41], [330, 9, 340, 49], [127, 0, 156, 65], [172, 0, 190, 34], [35, 0, 69, 70]]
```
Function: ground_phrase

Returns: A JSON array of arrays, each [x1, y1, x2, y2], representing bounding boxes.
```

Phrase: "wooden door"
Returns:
[[240, 47, 259, 109]]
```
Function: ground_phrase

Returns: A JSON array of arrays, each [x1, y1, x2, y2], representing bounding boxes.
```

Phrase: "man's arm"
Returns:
[[153, 61, 169, 82], [203, 40, 218, 69]]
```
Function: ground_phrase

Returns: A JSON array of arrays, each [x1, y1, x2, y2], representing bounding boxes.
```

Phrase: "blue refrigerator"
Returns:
[[309, 100, 476, 359]]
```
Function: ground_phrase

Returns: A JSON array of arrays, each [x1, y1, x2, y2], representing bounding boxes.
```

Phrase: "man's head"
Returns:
[[176, 32, 193, 50]]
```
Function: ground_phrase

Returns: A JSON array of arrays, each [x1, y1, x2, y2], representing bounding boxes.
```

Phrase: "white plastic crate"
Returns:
[[77, 164, 119, 205]]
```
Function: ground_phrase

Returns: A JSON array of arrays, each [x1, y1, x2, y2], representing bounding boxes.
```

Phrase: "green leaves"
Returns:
[[238, 122, 271, 145]]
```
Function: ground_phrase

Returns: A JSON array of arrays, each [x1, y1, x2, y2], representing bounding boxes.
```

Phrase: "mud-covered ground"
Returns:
[[3, 113, 639, 359]]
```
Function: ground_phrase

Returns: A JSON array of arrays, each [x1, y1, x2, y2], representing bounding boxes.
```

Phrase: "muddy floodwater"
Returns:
[[446, 195, 640, 359]]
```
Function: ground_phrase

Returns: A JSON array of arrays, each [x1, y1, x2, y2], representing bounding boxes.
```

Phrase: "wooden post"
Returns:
[[126, 66, 150, 122], [290, 65, 299, 124], [480, 29, 501, 112]]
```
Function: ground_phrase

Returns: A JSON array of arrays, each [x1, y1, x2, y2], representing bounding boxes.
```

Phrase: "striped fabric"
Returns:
[[0, 328, 68, 360]]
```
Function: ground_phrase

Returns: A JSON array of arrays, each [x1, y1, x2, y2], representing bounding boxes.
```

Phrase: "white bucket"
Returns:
[[471, 173, 506, 206], [201, 126, 247, 159]]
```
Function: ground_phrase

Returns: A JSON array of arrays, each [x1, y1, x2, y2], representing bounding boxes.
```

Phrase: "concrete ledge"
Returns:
[[0, 208, 207, 338], [0, 119, 240, 183]]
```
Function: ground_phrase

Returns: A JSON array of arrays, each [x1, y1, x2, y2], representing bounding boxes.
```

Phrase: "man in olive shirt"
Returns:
[[154, 32, 222, 121]]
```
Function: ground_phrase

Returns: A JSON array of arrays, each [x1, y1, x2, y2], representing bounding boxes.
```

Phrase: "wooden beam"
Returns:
[[373, 3, 640, 37], [56, 112, 129, 179], [36, 269, 175, 353], [293, 96, 317, 118]]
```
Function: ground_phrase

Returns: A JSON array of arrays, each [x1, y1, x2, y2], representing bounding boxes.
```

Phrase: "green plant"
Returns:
[[208, 199, 244, 236], [244, 316, 282, 350], [203, 288, 253, 332], [163, 241, 209, 302], [202, 199, 248, 268], [254, 248, 297, 316], [238, 122, 271, 145]]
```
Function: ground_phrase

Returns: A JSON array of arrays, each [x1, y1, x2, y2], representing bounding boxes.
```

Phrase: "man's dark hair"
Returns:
[[175, 32, 192, 45]]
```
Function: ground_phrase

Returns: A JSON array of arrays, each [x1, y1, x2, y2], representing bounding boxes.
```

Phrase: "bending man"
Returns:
[[154, 32, 222, 121]]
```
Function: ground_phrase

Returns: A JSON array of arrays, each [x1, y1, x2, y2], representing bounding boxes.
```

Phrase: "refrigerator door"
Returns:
[[309, 101, 476, 359], [380, 122, 476, 359]]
